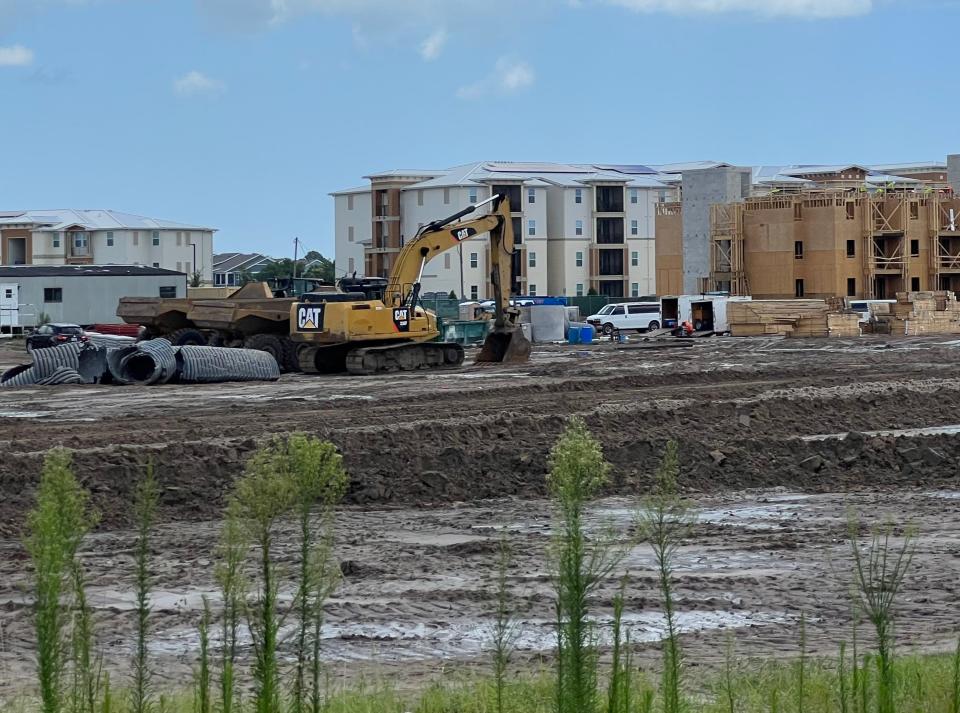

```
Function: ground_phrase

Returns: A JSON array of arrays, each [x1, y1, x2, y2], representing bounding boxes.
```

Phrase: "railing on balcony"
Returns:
[[869, 237, 906, 271]]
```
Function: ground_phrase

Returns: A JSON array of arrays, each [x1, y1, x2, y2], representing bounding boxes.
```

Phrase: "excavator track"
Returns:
[[345, 341, 464, 376]]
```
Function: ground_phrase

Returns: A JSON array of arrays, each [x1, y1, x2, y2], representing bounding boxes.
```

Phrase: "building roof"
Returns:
[[213, 252, 274, 273], [0, 264, 184, 278], [0, 209, 215, 232], [363, 169, 445, 180], [779, 165, 870, 177], [647, 160, 733, 174], [329, 185, 372, 196], [869, 162, 947, 173]]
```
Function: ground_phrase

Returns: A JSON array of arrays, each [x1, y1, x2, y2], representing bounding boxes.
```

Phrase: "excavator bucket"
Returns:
[[475, 326, 532, 364]]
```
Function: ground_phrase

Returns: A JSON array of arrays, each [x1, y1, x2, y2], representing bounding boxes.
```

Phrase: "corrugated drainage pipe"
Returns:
[[115, 339, 178, 385], [177, 345, 281, 383], [0, 364, 36, 388]]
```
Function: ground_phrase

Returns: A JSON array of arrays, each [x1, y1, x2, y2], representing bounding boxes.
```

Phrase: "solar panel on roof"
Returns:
[[594, 164, 657, 175]]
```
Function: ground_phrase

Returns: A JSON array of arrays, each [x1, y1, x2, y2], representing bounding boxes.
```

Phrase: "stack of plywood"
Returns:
[[728, 299, 854, 337], [883, 291, 960, 336]]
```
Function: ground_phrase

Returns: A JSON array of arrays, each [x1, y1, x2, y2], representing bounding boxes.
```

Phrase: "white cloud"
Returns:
[[173, 70, 226, 97], [0, 44, 33, 67], [419, 27, 448, 61], [457, 58, 535, 101], [599, 0, 873, 19]]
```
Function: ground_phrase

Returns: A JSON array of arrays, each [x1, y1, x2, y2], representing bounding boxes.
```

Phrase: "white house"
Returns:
[[0, 209, 216, 284]]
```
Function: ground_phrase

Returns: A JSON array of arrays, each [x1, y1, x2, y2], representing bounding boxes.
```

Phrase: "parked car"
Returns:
[[26, 323, 88, 351], [586, 302, 661, 335], [479, 298, 535, 313]]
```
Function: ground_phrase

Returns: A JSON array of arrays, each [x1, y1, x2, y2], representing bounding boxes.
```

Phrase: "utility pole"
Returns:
[[292, 237, 300, 279]]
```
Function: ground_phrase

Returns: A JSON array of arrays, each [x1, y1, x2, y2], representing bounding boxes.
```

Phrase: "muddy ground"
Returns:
[[1, 334, 960, 697]]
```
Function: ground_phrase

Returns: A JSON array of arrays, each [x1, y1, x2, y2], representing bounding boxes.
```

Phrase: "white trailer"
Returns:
[[0, 283, 19, 334], [659, 294, 752, 334]]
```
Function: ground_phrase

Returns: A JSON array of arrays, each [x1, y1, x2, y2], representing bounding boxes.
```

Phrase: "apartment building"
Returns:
[[0, 209, 216, 284], [656, 161, 960, 299], [332, 162, 676, 300]]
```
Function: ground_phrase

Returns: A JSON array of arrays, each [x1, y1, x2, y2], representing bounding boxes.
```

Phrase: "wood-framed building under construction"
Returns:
[[656, 189, 960, 299]]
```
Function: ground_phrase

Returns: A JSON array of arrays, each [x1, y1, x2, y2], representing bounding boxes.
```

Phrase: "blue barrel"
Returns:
[[580, 325, 594, 344], [567, 327, 581, 345]]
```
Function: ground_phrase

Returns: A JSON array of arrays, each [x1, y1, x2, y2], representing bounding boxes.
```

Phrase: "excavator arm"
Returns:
[[385, 194, 530, 364]]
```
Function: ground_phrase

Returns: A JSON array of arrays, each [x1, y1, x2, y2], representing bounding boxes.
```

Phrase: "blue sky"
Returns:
[[0, 0, 955, 258]]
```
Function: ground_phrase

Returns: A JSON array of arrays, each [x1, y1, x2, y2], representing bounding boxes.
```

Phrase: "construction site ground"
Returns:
[[1, 334, 960, 697]]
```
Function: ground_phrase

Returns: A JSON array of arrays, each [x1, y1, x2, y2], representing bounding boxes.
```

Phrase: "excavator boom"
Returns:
[[385, 194, 530, 365]]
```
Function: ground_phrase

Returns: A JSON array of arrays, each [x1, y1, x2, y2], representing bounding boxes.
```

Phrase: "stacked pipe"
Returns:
[[1, 339, 280, 388]]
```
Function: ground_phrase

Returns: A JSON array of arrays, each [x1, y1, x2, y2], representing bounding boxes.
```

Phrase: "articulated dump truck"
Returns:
[[117, 281, 306, 372]]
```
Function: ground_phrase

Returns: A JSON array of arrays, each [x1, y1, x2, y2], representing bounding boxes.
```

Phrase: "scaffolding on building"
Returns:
[[708, 203, 747, 295]]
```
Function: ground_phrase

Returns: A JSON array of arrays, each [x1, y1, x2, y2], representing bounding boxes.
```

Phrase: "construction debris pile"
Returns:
[[872, 291, 960, 336], [727, 300, 861, 338], [0, 339, 280, 388]]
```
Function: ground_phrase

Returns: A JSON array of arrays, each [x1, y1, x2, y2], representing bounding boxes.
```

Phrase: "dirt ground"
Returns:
[[1, 334, 960, 698]]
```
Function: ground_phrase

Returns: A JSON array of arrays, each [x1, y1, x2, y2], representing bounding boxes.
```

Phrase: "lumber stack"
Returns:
[[882, 291, 960, 336], [728, 299, 856, 338]]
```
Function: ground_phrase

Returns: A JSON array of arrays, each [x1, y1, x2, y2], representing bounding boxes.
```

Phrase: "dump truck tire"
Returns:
[[243, 334, 287, 372], [163, 328, 208, 347]]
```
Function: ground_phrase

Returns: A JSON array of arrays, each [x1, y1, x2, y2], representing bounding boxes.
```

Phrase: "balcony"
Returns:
[[492, 185, 522, 212], [595, 186, 624, 213], [868, 236, 905, 273], [937, 237, 960, 273], [596, 218, 624, 244]]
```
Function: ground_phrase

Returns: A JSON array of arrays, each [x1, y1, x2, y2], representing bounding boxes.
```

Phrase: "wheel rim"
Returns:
[[649, 321, 659, 330], [603, 323, 613, 335]]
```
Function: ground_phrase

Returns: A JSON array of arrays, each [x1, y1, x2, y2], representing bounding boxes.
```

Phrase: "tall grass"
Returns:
[[848, 517, 916, 713], [286, 434, 347, 713], [215, 504, 246, 713], [132, 464, 160, 713], [24, 448, 97, 713], [547, 417, 623, 713], [491, 538, 520, 713], [637, 440, 694, 713]]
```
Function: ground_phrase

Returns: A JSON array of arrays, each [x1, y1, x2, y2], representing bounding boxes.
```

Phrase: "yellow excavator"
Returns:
[[291, 194, 531, 375]]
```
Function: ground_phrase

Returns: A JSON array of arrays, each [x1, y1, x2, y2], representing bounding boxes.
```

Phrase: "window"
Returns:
[[846, 202, 855, 220], [348, 257, 355, 273], [52, 233, 60, 248], [658, 190, 667, 203], [630, 188, 638, 204], [106, 231, 114, 247], [631, 220, 638, 236], [910, 202, 919, 220], [184, 262, 191, 274], [527, 219, 536, 236], [910, 239, 920, 257], [468, 188, 478, 204], [470, 252, 478, 268], [347, 195, 354, 210], [631, 283, 639, 297], [575, 220, 583, 236], [348, 226, 354, 242], [44, 288, 62, 303], [529, 284, 537, 296], [444, 253, 451, 269], [576, 283, 584, 296], [71, 232, 87, 248], [794, 203, 802, 221], [184, 231, 190, 243], [529, 252, 536, 268], [153, 262, 160, 268], [847, 278, 856, 296], [133, 231, 139, 246], [795, 279, 804, 297], [794, 241, 804, 259], [417, 190, 424, 207], [215, 273, 226, 286], [443, 188, 450, 205], [846, 239, 856, 257], [4, 288, 11, 299], [528, 187, 536, 204], [575, 188, 582, 204], [912, 277, 921, 291], [176, 262, 182, 272], [152, 231, 160, 246], [176, 232, 182, 246], [631, 251, 639, 267], [159, 286, 177, 298], [575, 251, 583, 267], [470, 285, 478, 300]]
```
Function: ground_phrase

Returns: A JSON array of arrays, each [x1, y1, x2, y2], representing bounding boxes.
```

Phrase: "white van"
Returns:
[[847, 299, 896, 324], [586, 302, 661, 335]]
